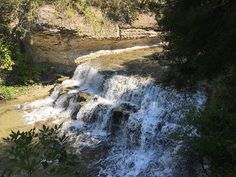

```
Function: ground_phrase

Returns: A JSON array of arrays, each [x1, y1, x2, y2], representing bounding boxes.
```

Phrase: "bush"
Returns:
[[0, 124, 80, 177]]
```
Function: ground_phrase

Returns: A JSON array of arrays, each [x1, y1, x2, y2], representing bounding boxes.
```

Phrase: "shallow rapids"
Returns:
[[20, 61, 205, 177]]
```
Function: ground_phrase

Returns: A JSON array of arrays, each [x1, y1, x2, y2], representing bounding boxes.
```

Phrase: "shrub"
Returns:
[[0, 124, 80, 177]]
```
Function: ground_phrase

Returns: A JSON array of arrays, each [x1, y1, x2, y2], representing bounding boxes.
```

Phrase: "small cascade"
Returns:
[[21, 63, 206, 177]]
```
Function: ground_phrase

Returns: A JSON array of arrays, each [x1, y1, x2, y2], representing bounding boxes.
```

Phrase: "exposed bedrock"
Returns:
[[26, 5, 160, 66]]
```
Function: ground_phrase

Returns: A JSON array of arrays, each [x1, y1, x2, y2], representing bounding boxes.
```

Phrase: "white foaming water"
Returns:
[[21, 63, 206, 177], [72, 64, 104, 93]]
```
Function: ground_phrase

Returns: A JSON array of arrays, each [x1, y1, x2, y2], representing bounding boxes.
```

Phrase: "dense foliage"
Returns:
[[0, 124, 79, 177], [0, 0, 18, 75], [157, 0, 236, 176], [83, 0, 155, 22], [158, 0, 236, 87], [0, 0, 44, 86]]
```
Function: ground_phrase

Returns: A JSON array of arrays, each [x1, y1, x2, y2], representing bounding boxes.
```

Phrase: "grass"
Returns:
[[0, 84, 31, 100]]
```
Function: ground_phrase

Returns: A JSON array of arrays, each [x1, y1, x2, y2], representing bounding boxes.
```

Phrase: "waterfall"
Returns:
[[21, 63, 206, 177]]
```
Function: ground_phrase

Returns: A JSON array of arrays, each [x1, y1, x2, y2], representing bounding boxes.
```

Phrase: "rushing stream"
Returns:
[[18, 46, 205, 177]]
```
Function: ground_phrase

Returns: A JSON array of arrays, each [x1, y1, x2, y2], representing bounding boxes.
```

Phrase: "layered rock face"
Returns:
[[26, 5, 160, 66]]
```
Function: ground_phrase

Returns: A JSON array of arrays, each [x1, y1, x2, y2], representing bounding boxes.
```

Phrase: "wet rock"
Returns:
[[111, 103, 138, 134], [54, 94, 74, 109], [108, 103, 142, 147], [123, 118, 142, 148], [80, 141, 108, 162], [71, 110, 79, 120], [71, 92, 92, 120], [59, 86, 80, 95], [77, 92, 91, 103], [78, 141, 109, 177], [120, 102, 138, 112], [48, 86, 55, 95], [56, 76, 70, 83], [81, 103, 109, 124], [59, 88, 69, 95], [112, 103, 138, 120], [156, 121, 165, 133], [112, 108, 126, 122]]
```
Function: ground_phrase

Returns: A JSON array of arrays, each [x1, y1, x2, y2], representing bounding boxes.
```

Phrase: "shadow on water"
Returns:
[[78, 46, 165, 84], [99, 54, 163, 83]]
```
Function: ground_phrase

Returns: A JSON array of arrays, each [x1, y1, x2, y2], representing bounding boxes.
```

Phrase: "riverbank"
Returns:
[[0, 85, 31, 100]]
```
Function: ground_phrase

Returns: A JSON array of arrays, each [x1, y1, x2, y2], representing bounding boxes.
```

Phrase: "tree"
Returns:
[[158, 0, 236, 87], [157, 0, 236, 176]]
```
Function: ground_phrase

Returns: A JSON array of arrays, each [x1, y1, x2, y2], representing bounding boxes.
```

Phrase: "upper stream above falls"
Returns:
[[1, 45, 206, 177]]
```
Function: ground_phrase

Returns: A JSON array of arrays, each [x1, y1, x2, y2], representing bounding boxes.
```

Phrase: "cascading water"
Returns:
[[21, 62, 206, 177]]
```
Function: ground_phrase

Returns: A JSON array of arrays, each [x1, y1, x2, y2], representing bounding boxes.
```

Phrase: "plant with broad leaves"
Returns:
[[0, 124, 80, 177]]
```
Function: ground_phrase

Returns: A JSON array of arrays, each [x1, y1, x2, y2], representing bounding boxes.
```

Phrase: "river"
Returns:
[[0, 85, 53, 138], [0, 45, 205, 177]]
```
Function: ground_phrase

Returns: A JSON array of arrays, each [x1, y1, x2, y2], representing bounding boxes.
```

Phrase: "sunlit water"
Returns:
[[0, 86, 52, 138], [0, 101, 29, 138]]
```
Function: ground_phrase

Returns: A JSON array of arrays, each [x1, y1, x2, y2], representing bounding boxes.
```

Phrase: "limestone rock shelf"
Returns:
[[26, 5, 160, 66]]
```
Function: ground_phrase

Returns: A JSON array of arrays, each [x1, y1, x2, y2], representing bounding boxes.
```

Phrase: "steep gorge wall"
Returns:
[[26, 5, 160, 66]]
